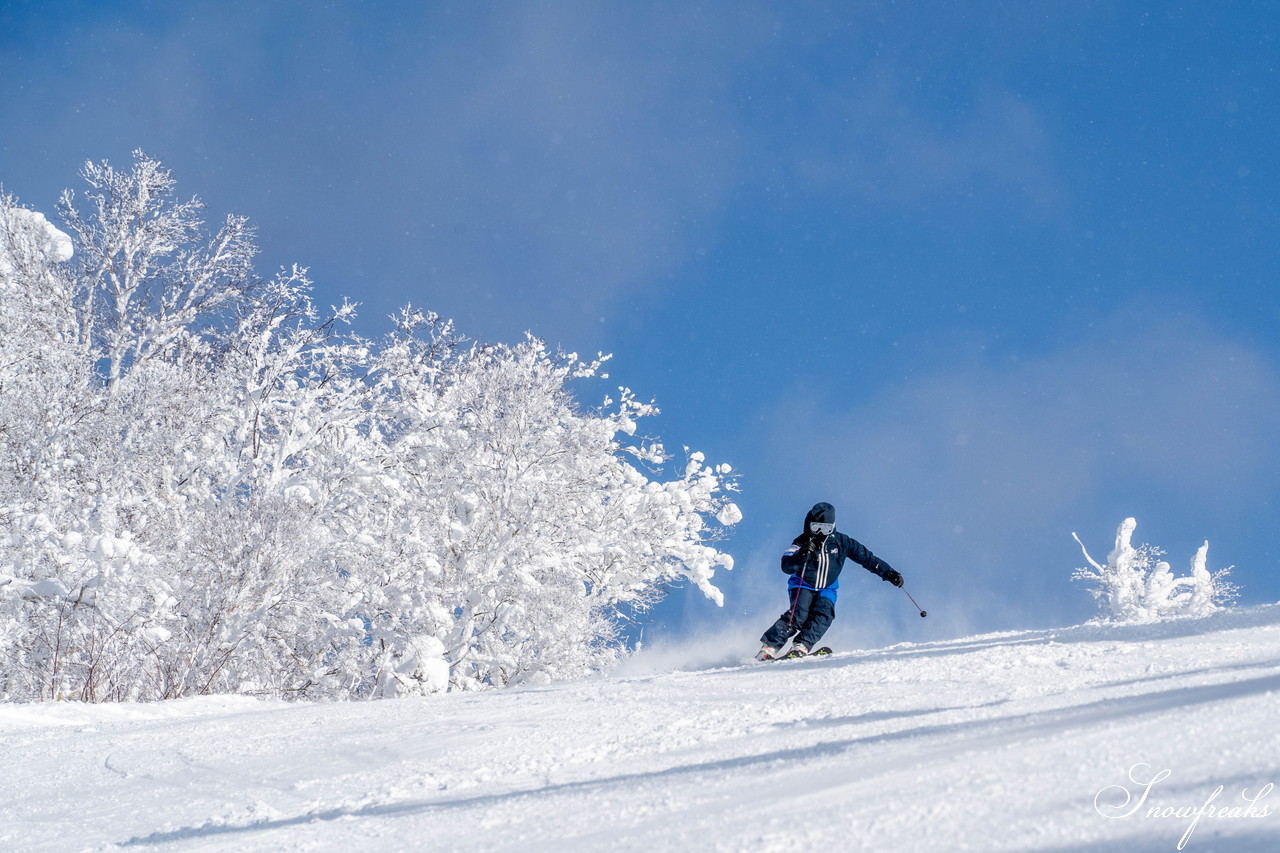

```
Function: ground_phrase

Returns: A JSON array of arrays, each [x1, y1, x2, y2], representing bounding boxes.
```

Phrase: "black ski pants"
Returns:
[[761, 586, 834, 650]]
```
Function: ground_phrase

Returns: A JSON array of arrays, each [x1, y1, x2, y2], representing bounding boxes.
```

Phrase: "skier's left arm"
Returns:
[[846, 536, 904, 587]]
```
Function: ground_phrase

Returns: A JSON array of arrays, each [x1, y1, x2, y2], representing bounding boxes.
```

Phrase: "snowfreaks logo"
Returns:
[[1094, 763, 1273, 849]]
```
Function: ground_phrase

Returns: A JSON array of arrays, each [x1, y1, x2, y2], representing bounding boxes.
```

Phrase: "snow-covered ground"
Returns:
[[3, 606, 1278, 853]]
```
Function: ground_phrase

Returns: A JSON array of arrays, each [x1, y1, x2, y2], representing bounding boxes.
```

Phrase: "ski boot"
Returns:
[[755, 646, 779, 662]]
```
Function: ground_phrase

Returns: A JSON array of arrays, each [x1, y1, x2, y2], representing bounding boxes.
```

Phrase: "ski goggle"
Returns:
[[810, 521, 835, 535]]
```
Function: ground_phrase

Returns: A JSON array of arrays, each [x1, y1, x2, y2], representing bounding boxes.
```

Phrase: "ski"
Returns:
[[756, 646, 832, 661]]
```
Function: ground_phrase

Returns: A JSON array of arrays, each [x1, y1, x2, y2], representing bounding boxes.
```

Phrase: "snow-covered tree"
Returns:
[[55, 152, 258, 390], [0, 197, 84, 502], [1072, 518, 1236, 622], [361, 335, 736, 691], [0, 154, 740, 703]]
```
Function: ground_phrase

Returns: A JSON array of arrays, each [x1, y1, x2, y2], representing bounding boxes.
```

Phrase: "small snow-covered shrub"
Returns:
[[1072, 517, 1236, 622]]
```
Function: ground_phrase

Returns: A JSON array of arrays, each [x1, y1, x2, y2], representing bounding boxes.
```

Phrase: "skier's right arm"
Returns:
[[780, 537, 812, 575]]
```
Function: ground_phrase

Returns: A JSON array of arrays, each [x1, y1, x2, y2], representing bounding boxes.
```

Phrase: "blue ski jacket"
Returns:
[[780, 502, 895, 602]]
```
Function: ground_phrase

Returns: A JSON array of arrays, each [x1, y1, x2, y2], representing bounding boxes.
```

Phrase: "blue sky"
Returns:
[[3, 1, 1278, 647]]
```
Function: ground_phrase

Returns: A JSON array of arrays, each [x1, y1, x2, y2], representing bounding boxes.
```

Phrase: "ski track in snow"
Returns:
[[3, 606, 1279, 852]]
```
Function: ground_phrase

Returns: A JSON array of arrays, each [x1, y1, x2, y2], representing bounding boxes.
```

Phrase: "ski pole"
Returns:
[[902, 587, 927, 618]]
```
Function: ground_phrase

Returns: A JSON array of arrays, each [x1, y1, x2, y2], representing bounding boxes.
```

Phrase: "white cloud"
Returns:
[[794, 78, 1061, 213], [755, 310, 1280, 630], [2, 2, 776, 348], [319, 3, 778, 345]]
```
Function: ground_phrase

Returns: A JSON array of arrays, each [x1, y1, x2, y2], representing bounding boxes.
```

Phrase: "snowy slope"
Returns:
[[3, 606, 1278, 853]]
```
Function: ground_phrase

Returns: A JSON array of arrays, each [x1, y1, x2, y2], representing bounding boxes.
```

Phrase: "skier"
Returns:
[[757, 501, 903, 660]]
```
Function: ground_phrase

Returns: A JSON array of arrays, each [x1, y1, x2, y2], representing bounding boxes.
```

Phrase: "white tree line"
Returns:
[[0, 152, 739, 702]]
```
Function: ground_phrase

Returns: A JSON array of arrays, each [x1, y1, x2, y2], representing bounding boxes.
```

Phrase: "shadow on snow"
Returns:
[[119, 669, 1280, 847]]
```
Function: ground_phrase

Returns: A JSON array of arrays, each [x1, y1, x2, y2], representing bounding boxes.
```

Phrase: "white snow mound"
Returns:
[[0, 206, 74, 279]]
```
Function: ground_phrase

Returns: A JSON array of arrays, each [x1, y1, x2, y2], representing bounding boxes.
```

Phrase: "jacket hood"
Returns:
[[804, 502, 836, 534]]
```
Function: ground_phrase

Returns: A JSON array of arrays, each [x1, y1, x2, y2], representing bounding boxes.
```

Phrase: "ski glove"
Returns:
[[883, 569, 904, 587]]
